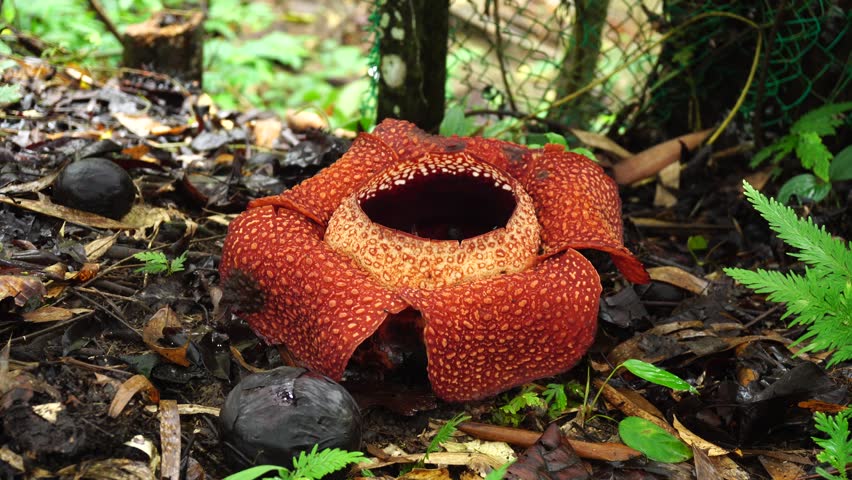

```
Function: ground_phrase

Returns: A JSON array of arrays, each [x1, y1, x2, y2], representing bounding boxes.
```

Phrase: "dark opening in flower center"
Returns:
[[358, 172, 517, 241]]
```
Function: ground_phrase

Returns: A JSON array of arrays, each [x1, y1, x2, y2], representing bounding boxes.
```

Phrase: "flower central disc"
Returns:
[[325, 152, 541, 290], [359, 171, 516, 241]]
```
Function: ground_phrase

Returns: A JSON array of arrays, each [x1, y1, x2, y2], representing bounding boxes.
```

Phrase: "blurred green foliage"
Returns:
[[0, 0, 369, 128]]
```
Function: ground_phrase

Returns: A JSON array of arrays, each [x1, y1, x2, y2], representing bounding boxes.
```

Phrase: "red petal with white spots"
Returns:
[[518, 145, 650, 284], [402, 249, 602, 402], [248, 131, 400, 225], [220, 206, 408, 379]]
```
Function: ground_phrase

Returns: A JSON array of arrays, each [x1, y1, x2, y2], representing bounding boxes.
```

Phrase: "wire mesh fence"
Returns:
[[365, 0, 851, 141]]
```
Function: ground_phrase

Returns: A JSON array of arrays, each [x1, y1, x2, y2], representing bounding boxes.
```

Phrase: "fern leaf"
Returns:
[[290, 445, 365, 480], [741, 182, 852, 280], [795, 132, 832, 181], [750, 134, 796, 168], [791, 101, 852, 137]]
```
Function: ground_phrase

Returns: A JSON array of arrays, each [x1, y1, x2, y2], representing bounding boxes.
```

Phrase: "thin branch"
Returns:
[[490, 0, 518, 112], [87, 0, 124, 46]]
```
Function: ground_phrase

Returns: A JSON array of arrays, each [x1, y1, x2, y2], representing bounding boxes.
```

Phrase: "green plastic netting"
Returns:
[[364, 0, 851, 139]]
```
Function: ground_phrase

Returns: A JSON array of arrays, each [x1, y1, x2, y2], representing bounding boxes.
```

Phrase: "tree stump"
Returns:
[[376, 0, 449, 132], [122, 10, 204, 88]]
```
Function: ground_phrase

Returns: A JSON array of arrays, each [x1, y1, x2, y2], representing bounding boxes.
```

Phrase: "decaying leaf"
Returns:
[[159, 399, 181, 480], [648, 266, 711, 295], [21, 306, 92, 323], [142, 307, 191, 367], [613, 129, 712, 185], [108, 374, 160, 418], [0, 275, 47, 307]]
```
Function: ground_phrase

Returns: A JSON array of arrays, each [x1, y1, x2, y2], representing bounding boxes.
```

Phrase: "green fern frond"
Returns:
[[812, 409, 852, 480], [791, 101, 852, 137], [290, 445, 366, 480], [741, 182, 852, 280], [724, 181, 852, 366]]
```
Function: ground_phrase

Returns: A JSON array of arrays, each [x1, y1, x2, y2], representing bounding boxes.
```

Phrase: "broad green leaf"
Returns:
[[777, 174, 831, 204], [829, 145, 852, 181], [791, 102, 852, 137], [618, 417, 693, 463], [750, 134, 795, 168], [568, 147, 597, 161], [440, 105, 476, 137], [222, 465, 284, 480], [796, 131, 832, 180], [0, 84, 21, 107], [621, 359, 698, 394], [544, 132, 568, 146], [687, 235, 708, 252]]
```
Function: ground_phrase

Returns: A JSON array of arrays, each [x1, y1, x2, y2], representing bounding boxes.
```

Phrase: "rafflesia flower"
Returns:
[[220, 119, 649, 402]]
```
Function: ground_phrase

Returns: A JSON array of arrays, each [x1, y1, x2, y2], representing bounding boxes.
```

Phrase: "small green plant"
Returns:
[[812, 409, 852, 480], [752, 102, 852, 203], [485, 459, 515, 480], [421, 412, 471, 465], [724, 181, 852, 366], [222, 445, 366, 480], [133, 251, 187, 275], [493, 383, 576, 427], [438, 106, 596, 160]]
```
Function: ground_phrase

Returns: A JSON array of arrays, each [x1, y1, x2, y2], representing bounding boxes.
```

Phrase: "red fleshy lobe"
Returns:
[[402, 249, 601, 401], [220, 206, 407, 379], [220, 118, 648, 401]]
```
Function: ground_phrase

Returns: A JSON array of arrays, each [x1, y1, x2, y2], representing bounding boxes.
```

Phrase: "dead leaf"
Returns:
[[594, 380, 677, 435], [758, 455, 808, 480], [113, 112, 168, 137], [0, 445, 24, 473], [673, 416, 729, 456], [22, 306, 92, 323], [653, 161, 680, 207], [84, 233, 120, 262], [0, 171, 58, 195], [648, 266, 711, 295], [108, 374, 160, 417], [142, 307, 191, 367], [398, 468, 452, 480], [159, 399, 181, 480], [568, 128, 634, 158], [456, 421, 641, 462], [252, 117, 283, 148], [613, 129, 712, 185], [0, 275, 46, 307], [506, 423, 589, 480], [0, 195, 175, 232], [56, 458, 153, 479], [286, 109, 327, 131]]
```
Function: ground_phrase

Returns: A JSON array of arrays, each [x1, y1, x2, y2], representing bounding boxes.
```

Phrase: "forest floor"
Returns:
[[1, 6, 851, 480]]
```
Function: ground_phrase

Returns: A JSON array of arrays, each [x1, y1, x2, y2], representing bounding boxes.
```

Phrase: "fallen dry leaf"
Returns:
[[759, 455, 807, 480], [648, 266, 711, 295], [569, 128, 634, 158], [456, 421, 641, 462], [594, 380, 677, 435], [673, 415, 729, 456], [21, 306, 92, 323], [159, 399, 181, 480], [108, 374, 160, 417], [142, 307, 191, 367], [0, 275, 47, 307], [613, 129, 712, 185], [252, 117, 283, 148], [286, 108, 327, 131]]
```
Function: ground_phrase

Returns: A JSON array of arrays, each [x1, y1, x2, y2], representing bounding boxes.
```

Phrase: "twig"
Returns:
[[752, 0, 789, 149], [489, 0, 517, 112], [86, 0, 124, 46]]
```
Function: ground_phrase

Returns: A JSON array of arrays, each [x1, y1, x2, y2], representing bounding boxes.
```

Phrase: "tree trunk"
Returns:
[[122, 10, 205, 88], [376, 0, 449, 132], [550, 0, 610, 129]]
